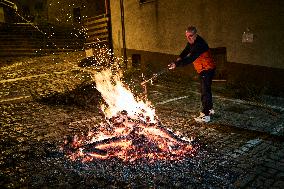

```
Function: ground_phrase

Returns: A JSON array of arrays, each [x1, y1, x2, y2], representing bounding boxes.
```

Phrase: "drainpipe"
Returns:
[[120, 0, 127, 65], [105, 0, 113, 53]]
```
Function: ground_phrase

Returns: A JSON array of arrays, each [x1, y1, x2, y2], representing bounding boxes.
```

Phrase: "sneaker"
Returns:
[[197, 112, 205, 117], [209, 109, 215, 115], [194, 113, 210, 123]]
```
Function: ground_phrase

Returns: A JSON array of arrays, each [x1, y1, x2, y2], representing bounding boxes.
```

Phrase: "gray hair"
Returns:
[[186, 26, 197, 34]]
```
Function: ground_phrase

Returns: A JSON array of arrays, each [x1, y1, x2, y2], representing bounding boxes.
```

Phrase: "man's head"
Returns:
[[185, 26, 197, 44]]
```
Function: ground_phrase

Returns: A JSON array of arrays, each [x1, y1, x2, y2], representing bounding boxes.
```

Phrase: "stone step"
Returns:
[[0, 45, 45, 49], [0, 40, 43, 44], [0, 33, 41, 37], [0, 38, 84, 43], [0, 43, 83, 48], [0, 44, 83, 49], [0, 48, 75, 57], [0, 28, 82, 36], [0, 34, 81, 39], [0, 23, 84, 56]]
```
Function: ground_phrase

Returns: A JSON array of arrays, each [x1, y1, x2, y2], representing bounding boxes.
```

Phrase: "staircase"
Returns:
[[83, 14, 112, 50], [0, 23, 85, 57]]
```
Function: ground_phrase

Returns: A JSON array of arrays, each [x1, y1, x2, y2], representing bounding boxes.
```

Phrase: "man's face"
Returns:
[[185, 31, 197, 44]]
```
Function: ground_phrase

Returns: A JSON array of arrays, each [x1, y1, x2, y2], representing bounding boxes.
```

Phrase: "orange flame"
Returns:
[[93, 69, 156, 122]]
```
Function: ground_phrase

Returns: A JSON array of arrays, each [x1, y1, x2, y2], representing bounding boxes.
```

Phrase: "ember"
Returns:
[[63, 111, 197, 162], [62, 69, 197, 162]]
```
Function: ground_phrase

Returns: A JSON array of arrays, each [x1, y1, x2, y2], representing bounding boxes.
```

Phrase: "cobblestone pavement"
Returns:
[[0, 52, 284, 188], [149, 82, 284, 188]]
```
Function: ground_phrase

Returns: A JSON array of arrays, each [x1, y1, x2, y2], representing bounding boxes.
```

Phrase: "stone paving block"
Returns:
[[261, 168, 278, 178], [250, 175, 274, 189], [277, 150, 284, 159], [272, 180, 284, 188], [263, 178, 275, 188], [254, 166, 267, 176], [270, 153, 282, 161], [265, 161, 284, 172], [276, 172, 284, 180], [236, 163, 250, 169], [234, 173, 256, 188], [250, 142, 272, 157], [267, 168, 279, 175]]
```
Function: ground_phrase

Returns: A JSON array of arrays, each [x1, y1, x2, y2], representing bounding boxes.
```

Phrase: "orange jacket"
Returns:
[[193, 50, 216, 73], [176, 35, 216, 74]]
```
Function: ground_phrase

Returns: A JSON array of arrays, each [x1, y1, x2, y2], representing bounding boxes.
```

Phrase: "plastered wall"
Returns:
[[0, 7, 4, 22], [110, 0, 284, 69]]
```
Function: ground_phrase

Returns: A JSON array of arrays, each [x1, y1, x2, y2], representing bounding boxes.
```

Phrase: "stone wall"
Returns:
[[47, 0, 105, 26]]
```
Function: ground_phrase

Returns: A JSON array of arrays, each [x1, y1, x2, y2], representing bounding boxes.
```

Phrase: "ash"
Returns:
[[26, 116, 237, 188], [28, 140, 236, 188]]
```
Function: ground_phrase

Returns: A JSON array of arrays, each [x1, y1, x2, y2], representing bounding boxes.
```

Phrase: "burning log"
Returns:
[[63, 110, 197, 162]]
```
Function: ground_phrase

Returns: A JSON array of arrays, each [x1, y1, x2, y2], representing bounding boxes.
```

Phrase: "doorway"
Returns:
[[73, 7, 81, 23]]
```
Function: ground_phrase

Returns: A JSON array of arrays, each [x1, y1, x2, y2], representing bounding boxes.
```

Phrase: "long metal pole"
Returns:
[[120, 0, 127, 65]]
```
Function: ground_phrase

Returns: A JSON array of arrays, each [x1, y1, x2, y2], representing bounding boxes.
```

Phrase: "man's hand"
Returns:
[[168, 62, 176, 70]]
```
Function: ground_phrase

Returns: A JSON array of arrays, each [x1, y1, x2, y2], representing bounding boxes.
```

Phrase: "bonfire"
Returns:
[[62, 48, 197, 162], [62, 68, 197, 162]]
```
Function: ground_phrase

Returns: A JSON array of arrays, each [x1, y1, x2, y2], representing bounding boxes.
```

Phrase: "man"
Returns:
[[168, 26, 216, 123]]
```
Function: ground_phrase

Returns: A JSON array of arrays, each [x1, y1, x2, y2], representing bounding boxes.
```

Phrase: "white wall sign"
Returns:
[[242, 28, 254, 43]]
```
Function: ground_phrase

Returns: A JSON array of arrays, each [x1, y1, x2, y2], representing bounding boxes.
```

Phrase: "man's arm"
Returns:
[[176, 42, 207, 67], [168, 43, 190, 70], [179, 43, 191, 59]]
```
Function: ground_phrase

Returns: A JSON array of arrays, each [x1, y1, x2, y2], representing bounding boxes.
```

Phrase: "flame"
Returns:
[[93, 69, 156, 122]]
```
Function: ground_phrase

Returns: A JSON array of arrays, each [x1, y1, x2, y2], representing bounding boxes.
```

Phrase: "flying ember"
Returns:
[[62, 68, 197, 162]]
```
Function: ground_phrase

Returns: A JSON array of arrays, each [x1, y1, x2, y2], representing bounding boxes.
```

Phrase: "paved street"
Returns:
[[0, 52, 284, 188]]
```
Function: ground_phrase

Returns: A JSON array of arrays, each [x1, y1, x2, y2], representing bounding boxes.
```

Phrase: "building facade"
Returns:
[[110, 0, 284, 69], [1, 0, 283, 94], [109, 0, 284, 95]]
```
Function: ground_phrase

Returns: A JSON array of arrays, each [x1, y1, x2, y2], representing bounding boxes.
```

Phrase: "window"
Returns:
[[73, 7, 81, 23], [139, 0, 155, 4], [35, 2, 43, 10]]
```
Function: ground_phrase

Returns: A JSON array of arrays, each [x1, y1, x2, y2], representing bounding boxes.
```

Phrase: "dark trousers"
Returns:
[[199, 69, 215, 116]]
